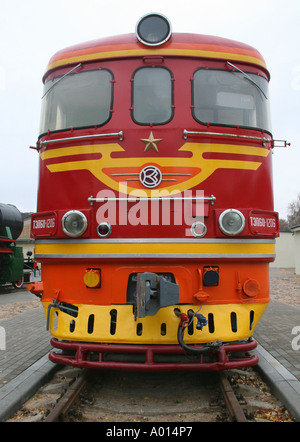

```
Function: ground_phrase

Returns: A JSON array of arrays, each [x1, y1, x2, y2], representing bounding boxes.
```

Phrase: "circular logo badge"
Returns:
[[139, 165, 162, 188]]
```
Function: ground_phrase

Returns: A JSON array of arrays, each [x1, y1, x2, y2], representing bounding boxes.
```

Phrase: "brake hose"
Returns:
[[176, 310, 223, 354]]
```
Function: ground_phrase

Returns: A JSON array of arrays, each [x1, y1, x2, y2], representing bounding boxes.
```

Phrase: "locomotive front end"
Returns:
[[30, 13, 278, 370]]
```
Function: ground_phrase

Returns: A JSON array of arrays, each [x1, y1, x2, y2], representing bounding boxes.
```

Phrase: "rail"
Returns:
[[183, 129, 271, 146], [44, 372, 87, 422], [39, 131, 124, 147], [88, 194, 216, 205], [219, 372, 248, 422]]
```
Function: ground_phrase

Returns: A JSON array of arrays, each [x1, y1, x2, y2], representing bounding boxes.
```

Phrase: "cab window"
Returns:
[[131, 66, 174, 125], [40, 69, 113, 135], [192, 69, 271, 132]]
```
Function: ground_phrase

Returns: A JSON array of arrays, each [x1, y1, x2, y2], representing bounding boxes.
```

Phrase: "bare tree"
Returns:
[[279, 218, 290, 231], [287, 194, 300, 228]]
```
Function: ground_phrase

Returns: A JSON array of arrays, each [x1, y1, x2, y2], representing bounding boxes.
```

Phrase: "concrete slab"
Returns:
[[255, 344, 300, 421]]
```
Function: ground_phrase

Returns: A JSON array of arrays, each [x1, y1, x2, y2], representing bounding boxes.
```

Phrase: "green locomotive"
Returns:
[[0, 204, 24, 288]]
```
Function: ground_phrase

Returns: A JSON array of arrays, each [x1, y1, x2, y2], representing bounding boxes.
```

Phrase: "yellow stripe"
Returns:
[[47, 48, 266, 72], [40, 142, 269, 161], [40, 142, 269, 197], [35, 241, 275, 257]]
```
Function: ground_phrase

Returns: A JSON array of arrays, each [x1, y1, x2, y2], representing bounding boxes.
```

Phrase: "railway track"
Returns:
[[8, 365, 295, 422], [45, 370, 249, 423]]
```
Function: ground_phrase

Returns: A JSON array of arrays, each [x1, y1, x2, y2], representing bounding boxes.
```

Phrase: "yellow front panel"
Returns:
[[43, 302, 268, 345]]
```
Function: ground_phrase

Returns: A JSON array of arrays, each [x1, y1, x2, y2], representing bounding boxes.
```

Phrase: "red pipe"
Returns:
[[49, 338, 258, 371]]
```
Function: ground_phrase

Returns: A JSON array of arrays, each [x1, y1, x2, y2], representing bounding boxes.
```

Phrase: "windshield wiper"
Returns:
[[42, 63, 82, 99], [226, 61, 268, 99]]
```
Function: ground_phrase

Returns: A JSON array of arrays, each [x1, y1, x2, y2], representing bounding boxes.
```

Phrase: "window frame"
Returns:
[[130, 65, 174, 126], [191, 67, 271, 133], [39, 68, 114, 138]]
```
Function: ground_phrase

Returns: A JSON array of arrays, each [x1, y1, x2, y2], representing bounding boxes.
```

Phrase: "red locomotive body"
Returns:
[[29, 13, 279, 370]]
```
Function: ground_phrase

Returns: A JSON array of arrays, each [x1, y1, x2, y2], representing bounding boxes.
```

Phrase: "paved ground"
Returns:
[[0, 301, 51, 387], [253, 268, 300, 381], [268, 267, 300, 308]]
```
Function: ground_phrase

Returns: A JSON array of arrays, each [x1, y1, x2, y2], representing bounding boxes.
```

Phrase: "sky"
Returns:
[[0, 0, 299, 219]]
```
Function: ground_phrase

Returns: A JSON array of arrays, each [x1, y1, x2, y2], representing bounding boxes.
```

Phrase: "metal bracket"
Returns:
[[46, 299, 78, 330], [271, 139, 291, 148]]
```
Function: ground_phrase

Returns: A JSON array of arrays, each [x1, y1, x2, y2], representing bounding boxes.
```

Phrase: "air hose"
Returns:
[[176, 309, 223, 354]]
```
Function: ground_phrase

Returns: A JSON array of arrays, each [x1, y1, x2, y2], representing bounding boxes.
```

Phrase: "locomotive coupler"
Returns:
[[135, 272, 179, 319]]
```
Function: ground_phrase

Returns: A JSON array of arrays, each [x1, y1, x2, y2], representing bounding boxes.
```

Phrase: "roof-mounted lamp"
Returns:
[[136, 13, 172, 47]]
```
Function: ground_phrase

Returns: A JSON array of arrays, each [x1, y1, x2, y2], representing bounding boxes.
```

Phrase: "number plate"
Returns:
[[31, 212, 57, 237], [249, 211, 278, 235]]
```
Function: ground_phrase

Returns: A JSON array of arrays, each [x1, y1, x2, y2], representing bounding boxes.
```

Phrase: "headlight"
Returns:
[[218, 209, 245, 236], [62, 210, 87, 237], [136, 13, 172, 47]]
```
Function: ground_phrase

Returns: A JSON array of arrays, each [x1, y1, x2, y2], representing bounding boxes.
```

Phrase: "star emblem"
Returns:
[[140, 132, 163, 152]]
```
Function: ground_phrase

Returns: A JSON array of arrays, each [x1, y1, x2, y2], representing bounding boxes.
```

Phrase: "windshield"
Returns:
[[192, 69, 271, 132], [39, 69, 113, 135], [131, 66, 174, 125]]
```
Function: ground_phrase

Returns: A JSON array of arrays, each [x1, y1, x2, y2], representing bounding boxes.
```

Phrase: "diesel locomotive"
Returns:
[[29, 13, 279, 370]]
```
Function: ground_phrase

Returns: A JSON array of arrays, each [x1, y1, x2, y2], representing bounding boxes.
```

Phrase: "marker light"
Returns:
[[243, 278, 260, 298], [97, 222, 112, 238], [84, 269, 101, 288], [218, 209, 245, 236], [62, 210, 87, 237], [191, 221, 207, 238], [136, 13, 172, 47]]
